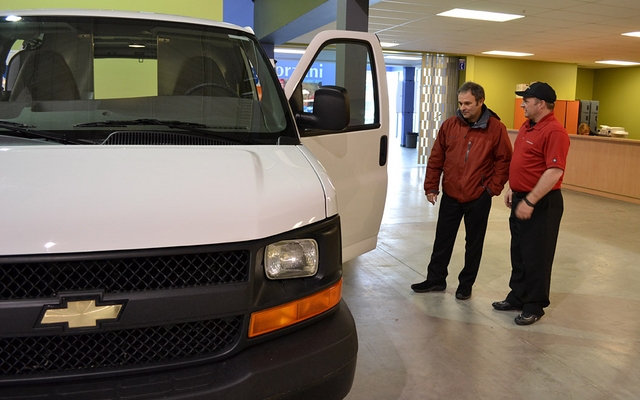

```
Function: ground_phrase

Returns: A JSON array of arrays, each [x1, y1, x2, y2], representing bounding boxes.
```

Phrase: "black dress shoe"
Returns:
[[455, 286, 472, 300], [515, 312, 541, 325], [411, 280, 446, 293], [492, 300, 520, 311]]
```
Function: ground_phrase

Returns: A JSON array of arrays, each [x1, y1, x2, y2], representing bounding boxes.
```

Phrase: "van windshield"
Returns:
[[0, 14, 296, 145]]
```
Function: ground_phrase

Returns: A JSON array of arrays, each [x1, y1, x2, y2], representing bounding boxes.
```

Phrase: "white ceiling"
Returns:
[[290, 0, 640, 68]]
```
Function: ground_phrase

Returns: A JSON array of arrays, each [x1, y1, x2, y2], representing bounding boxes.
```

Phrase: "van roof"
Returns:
[[0, 9, 252, 34]]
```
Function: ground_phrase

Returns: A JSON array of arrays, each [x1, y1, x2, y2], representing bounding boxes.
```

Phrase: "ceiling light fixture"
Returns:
[[622, 32, 640, 38], [482, 50, 533, 57], [274, 48, 306, 55], [437, 8, 524, 22], [5, 15, 22, 22], [380, 42, 399, 48], [384, 55, 422, 61], [595, 60, 640, 66]]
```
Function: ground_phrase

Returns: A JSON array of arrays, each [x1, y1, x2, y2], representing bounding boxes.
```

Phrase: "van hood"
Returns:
[[0, 145, 330, 256]]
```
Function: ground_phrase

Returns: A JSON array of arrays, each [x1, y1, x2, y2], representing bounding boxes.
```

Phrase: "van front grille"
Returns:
[[0, 249, 250, 300], [0, 316, 243, 377]]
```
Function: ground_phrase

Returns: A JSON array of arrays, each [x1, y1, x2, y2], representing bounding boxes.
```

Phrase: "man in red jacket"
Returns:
[[411, 81, 512, 300]]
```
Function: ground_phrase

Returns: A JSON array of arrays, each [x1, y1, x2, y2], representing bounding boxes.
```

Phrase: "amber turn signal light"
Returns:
[[248, 279, 342, 338]]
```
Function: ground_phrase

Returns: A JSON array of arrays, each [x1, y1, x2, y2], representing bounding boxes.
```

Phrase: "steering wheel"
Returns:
[[184, 82, 238, 97]]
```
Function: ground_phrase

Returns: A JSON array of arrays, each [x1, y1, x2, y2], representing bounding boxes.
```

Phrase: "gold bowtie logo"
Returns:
[[41, 300, 123, 328]]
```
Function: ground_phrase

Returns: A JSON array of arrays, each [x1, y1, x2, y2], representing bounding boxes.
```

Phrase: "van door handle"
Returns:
[[379, 135, 388, 166]]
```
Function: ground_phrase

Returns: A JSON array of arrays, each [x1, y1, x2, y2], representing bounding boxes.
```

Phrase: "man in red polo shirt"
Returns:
[[492, 82, 570, 325]]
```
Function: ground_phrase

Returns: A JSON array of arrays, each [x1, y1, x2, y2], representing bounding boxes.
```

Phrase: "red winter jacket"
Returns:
[[424, 106, 512, 203]]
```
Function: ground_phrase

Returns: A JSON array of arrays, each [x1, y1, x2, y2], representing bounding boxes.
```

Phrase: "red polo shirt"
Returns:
[[509, 112, 570, 192]]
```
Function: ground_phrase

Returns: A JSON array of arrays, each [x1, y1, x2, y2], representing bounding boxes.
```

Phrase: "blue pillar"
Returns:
[[223, 0, 254, 27], [400, 67, 415, 146]]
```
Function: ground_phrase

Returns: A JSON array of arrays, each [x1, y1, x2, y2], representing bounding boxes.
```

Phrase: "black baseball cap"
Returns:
[[515, 82, 556, 103]]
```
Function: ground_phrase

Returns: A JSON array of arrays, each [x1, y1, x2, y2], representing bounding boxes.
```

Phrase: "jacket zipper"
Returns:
[[465, 141, 472, 162]]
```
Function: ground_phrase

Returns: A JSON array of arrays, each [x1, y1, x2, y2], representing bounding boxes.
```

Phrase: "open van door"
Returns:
[[285, 31, 389, 262]]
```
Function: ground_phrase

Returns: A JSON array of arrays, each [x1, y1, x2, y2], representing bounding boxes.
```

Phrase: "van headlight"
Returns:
[[265, 239, 318, 279]]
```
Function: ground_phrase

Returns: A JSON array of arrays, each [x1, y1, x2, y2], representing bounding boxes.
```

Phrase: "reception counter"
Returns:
[[507, 131, 640, 204]]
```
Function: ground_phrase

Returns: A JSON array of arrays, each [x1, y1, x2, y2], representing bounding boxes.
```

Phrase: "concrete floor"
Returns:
[[343, 138, 640, 400]]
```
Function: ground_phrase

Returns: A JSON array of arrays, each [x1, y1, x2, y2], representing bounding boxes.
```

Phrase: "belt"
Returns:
[[511, 191, 529, 197]]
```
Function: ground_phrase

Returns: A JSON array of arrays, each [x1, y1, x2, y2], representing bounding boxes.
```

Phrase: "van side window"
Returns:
[[291, 41, 379, 133]]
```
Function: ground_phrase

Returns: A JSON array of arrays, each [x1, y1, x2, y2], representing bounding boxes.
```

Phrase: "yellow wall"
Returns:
[[467, 58, 640, 138], [1, 1, 222, 20], [593, 66, 640, 140], [466, 57, 577, 129], [94, 60, 158, 99], [576, 68, 595, 100], [468, 57, 640, 139]]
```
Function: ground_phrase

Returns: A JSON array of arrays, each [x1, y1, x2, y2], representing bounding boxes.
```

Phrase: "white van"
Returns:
[[0, 9, 388, 399]]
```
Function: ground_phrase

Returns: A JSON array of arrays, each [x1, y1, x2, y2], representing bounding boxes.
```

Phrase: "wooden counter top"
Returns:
[[507, 130, 640, 204]]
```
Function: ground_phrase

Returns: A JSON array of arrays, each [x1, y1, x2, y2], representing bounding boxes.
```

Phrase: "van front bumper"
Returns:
[[0, 300, 358, 400]]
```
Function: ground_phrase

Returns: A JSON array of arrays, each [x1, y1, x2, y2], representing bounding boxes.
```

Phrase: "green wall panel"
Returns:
[[576, 68, 595, 101], [469, 57, 577, 129], [593, 67, 640, 140], [2, 1, 222, 20]]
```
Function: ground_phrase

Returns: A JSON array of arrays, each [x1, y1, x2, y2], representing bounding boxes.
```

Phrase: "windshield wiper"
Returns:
[[74, 119, 253, 144], [75, 119, 208, 129], [0, 120, 79, 144]]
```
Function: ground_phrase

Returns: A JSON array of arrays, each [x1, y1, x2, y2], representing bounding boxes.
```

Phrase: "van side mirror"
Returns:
[[296, 86, 350, 131]]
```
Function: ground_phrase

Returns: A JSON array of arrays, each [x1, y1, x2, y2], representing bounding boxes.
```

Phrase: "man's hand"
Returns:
[[426, 193, 438, 205], [515, 201, 534, 220], [504, 188, 512, 208]]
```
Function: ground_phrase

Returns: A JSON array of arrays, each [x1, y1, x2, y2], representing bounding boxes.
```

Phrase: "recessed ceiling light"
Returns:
[[595, 60, 640, 66], [5, 15, 22, 22], [380, 42, 399, 48], [274, 48, 306, 55], [384, 55, 422, 61], [622, 32, 640, 38], [482, 50, 533, 57], [437, 8, 524, 22]]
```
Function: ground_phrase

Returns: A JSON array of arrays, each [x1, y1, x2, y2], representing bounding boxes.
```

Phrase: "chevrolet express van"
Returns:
[[0, 9, 388, 399]]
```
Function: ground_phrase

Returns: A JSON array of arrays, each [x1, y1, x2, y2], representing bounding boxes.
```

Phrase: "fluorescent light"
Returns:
[[274, 48, 306, 55], [129, 44, 145, 48], [5, 15, 22, 22], [380, 42, 399, 48], [622, 32, 640, 38], [437, 8, 524, 22], [384, 55, 422, 61], [595, 60, 640, 66], [482, 50, 533, 57]]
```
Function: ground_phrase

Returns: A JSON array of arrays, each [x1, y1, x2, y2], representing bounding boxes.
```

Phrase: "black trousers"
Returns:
[[425, 191, 492, 289], [506, 190, 564, 317]]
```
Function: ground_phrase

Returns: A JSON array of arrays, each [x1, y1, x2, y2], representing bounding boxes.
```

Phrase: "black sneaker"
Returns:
[[515, 312, 541, 325], [455, 286, 472, 300], [492, 300, 520, 311], [411, 280, 446, 293]]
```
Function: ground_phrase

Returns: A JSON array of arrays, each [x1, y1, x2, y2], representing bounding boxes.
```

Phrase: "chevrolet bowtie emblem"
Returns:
[[41, 299, 124, 328]]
